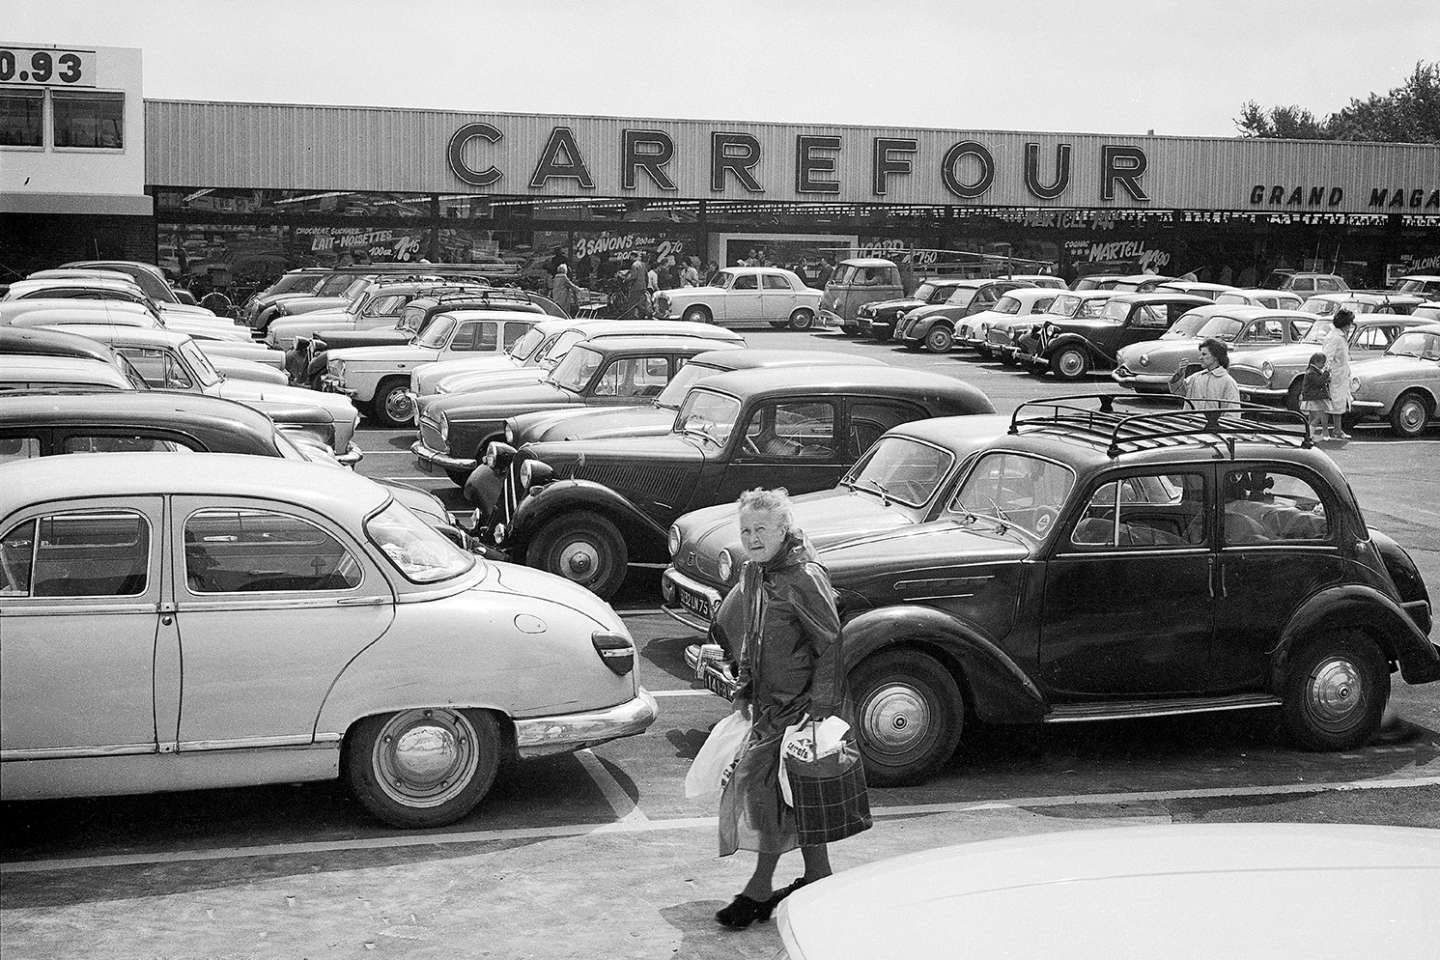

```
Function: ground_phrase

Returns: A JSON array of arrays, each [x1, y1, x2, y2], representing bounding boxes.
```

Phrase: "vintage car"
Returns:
[[478, 366, 995, 598], [656, 267, 823, 330], [0, 354, 140, 394], [854, 278, 967, 341], [1273, 271, 1349, 295], [986, 291, 1114, 366], [776, 825, 1440, 960], [1018, 293, 1211, 380], [958, 288, 1063, 357], [1230, 315, 1428, 409], [1, 325, 152, 386], [1108, 274, 1178, 293], [1070, 273, 1128, 291], [321, 310, 544, 427], [407, 315, 582, 402], [0, 454, 657, 827], [5, 276, 213, 325], [1213, 288, 1306, 310], [894, 279, 1038, 353], [414, 336, 745, 486], [269, 280, 483, 358], [0, 294, 252, 344], [1348, 322, 1440, 436], [665, 396, 1438, 784], [1112, 307, 1316, 393], [1393, 274, 1440, 296], [997, 274, 1068, 290], [259, 266, 516, 340], [818, 258, 903, 331], [60, 259, 220, 317], [1153, 281, 1237, 300], [249, 270, 356, 332], [242, 268, 327, 325], [1301, 292, 1426, 318], [56, 324, 364, 464]]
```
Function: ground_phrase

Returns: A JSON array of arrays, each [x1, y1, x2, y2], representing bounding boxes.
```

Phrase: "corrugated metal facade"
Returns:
[[145, 100, 1440, 215]]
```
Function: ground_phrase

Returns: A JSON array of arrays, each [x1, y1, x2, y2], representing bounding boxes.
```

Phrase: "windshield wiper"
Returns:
[[859, 477, 891, 505]]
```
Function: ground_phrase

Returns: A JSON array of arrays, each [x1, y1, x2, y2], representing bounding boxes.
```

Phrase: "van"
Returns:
[[818, 258, 904, 331]]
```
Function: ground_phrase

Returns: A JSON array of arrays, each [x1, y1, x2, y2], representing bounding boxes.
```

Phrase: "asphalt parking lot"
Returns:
[[3, 326, 1437, 960]]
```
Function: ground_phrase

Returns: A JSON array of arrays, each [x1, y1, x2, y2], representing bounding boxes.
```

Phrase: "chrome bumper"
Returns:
[[818, 309, 843, 328], [1350, 400, 1385, 413], [1237, 386, 1287, 400], [334, 442, 364, 467], [681, 644, 739, 700], [319, 374, 356, 398], [410, 439, 477, 473], [513, 688, 659, 758], [1111, 368, 1171, 389], [660, 567, 723, 632]]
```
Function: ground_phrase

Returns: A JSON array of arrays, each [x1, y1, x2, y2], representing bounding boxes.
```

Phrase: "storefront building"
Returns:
[[4, 43, 1439, 294]]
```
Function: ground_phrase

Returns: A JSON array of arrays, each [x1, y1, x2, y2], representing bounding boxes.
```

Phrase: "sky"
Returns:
[[8, 0, 1440, 138]]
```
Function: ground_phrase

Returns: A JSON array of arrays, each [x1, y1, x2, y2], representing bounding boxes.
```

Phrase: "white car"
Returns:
[[778, 824, 1440, 960], [1213, 288, 1306, 310], [658, 267, 824, 330], [959, 288, 1062, 355]]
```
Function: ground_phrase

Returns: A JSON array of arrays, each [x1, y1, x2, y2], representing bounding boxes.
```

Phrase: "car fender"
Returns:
[[841, 605, 1048, 723], [1040, 331, 1103, 361], [1272, 583, 1440, 686], [508, 479, 668, 556]]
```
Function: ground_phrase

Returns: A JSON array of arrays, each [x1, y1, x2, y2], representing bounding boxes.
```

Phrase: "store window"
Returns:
[[0, 89, 43, 147], [52, 90, 124, 148]]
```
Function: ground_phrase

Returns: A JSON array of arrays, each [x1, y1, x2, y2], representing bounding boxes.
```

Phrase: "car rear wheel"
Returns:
[[1389, 390, 1431, 437], [526, 510, 628, 599], [371, 377, 414, 428], [925, 326, 954, 353], [1281, 631, 1389, 751], [789, 308, 815, 331], [1051, 347, 1089, 380], [682, 305, 712, 324], [850, 649, 963, 786], [346, 708, 502, 828]]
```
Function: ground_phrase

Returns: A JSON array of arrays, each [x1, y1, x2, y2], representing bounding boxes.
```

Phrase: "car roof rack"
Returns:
[[1009, 393, 1314, 458]]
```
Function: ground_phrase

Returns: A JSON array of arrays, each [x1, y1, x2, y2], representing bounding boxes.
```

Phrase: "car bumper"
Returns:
[[818, 309, 843, 328], [1111, 367, 1172, 391], [410, 439, 477, 473], [682, 644, 739, 700], [334, 442, 363, 467], [319, 374, 358, 399], [1350, 400, 1385, 414], [513, 688, 659, 758], [1237, 386, 1287, 402], [660, 567, 723, 632]]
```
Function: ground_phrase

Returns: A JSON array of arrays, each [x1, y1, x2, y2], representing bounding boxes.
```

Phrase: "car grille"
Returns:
[[1230, 366, 1270, 388]]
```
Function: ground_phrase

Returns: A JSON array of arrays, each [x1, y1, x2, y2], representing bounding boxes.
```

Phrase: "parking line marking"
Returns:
[[375, 476, 452, 483], [618, 608, 664, 616], [3, 774, 1434, 875], [575, 748, 649, 825], [648, 689, 716, 698]]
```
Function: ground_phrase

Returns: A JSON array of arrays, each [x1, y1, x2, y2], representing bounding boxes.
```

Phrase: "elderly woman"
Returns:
[[548, 263, 582, 317], [709, 488, 865, 929], [1322, 309, 1356, 440]]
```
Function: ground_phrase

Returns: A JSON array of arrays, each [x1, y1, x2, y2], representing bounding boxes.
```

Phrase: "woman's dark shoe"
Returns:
[[715, 893, 774, 928], [766, 876, 813, 910]]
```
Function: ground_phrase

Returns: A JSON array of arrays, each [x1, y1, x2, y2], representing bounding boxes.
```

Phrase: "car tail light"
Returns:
[[591, 631, 635, 676]]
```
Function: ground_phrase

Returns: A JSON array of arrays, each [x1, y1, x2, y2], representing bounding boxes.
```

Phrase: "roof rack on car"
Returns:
[[1009, 393, 1314, 458]]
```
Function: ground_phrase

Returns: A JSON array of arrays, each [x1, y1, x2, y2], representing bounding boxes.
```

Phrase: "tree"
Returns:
[[1235, 60, 1440, 143]]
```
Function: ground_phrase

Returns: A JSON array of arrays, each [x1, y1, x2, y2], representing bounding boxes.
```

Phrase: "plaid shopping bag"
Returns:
[[784, 726, 872, 845]]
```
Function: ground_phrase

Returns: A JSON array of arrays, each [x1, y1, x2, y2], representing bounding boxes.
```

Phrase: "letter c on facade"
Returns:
[[448, 122, 504, 187]]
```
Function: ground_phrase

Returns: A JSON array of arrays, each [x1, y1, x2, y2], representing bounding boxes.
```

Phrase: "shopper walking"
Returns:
[[1322, 309, 1356, 440], [709, 488, 869, 929], [1171, 337, 1241, 411], [549, 263, 583, 317]]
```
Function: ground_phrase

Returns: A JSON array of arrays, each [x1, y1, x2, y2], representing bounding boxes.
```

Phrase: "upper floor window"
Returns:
[[52, 90, 123, 148], [0, 89, 43, 146]]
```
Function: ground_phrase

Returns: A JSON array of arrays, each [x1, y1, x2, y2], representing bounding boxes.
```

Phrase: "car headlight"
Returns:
[[438, 413, 449, 442], [1351, 376, 1362, 394], [484, 441, 516, 470], [505, 423, 515, 444], [895, 310, 906, 322], [668, 525, 681, 558], [718, 548, 734, 583], [980, 322, 989, 335], [1261, 360, 1274, 378], [519, 459, 553, 488], [1139, 353, 1150, 367]]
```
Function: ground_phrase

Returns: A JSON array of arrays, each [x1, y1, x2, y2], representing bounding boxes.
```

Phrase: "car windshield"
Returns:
[[1393, 279, 1432, 294], [944, 287, 978, 307], [1196, 315, 1246, 342], [912, 282, 939, 302], [548, 344, 604, 392], [540, 330, 586, 367], [1300, 320, 1335, 344], [1049, 295, 1109, 318], [1161, 311, 1212, 339], [949, 452, 1074, 539], [1302, 298, 1340, 316], [415, 315, 456, 348], [398, 305, 427, 333], [843, 436, 954, 508], [1386, 330, 1440, 360], [177, 340, 223, 387], [673, 389, 741, 447], [655, 360, 726, 409], [710, 271, 734, 289], [508, 327, 546, 361], [366, 501, 475, 584]]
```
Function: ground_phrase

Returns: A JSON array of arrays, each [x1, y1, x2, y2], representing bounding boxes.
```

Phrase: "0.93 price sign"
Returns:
[[0, 47, 96, 87]]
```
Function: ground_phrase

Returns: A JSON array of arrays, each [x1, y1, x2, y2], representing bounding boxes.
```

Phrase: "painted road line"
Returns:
[[4, 775, 1436, 875], [376, 476, 453, 483], [648, 689, 718, 698], [575, 748, 649, 825], [618, 608, 665, 616]]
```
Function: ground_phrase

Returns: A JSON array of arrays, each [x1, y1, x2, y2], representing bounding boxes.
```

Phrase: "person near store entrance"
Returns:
[[549, 263, 583, 316], [626, 254, 650, 318], [1169, 338, 1241, 411]]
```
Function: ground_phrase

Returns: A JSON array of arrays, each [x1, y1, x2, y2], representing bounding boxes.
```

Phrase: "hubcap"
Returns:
[[1399, 399, 1424, 431], [1058, 351, 1085, 377], [862, 683, 931, 753], [1308, 658, 1363, 727], [384, 389, 415, 422], [373, 709, 479, 809], [557, 538, 602, 583]]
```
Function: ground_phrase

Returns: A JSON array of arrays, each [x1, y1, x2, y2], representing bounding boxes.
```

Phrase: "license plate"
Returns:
[[679, 588, 711, 619]]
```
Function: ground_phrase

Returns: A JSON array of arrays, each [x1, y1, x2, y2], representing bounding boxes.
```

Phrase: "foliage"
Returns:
[[1235, 61, 1440, 143]]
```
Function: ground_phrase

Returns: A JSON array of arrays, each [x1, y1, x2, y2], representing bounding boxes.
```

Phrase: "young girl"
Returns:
[[1300, 351, 1331, 439]]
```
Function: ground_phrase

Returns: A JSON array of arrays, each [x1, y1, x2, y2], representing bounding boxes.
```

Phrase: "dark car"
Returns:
[[856, 279, 970, 342], [414, 336, 743, 486], [665, 396, 1438, 785], [1018, 292, 1211, 380], [480, 366, 995, 598], [893, 279, 1037, 353]]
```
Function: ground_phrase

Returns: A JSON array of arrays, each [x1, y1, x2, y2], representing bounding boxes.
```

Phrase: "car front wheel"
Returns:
[[1389, 390, 1431, 437], [850, 649, 963, 786], [526, 510, 628, 598], [1281, 631, 1389, 751], [925, 326, 954, 353], [346, 708, 502, 828], [682, 305, 712, 324], [372, 377, 415, 428], [1051, 347, 1089, 380]]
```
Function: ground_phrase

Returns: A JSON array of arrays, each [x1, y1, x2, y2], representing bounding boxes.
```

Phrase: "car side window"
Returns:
[[762, 274, 792, 291], [742, 401, 837, 459], [848, 400, 927, 454], [1317, 278, 1340, 292], [1222, 470, 1331, 545], [0, 436, 42, 463], [184, 508, 363, 594], [9, 511, 151, 598], [501, 323, 529, 349], [1130, 305, 1169, 328], [1239, 319, 1284, 343], [1031, 297, 1056, 313], [591, 356, 670, 398], [1353, 325, 1394, 351], [1070, 473, 1207, 548], [450, 321, 497, 352], [732, 275, 758, 291], [62, 435, 197, 454]]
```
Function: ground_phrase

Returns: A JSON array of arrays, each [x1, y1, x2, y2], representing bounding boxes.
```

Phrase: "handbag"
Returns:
[[780, 718, 872, 845], [685, 712, 752, 799]]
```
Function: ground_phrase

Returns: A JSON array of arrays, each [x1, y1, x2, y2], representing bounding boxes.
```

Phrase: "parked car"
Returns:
[[1301, 292, 1426, 317], [1018, 293, 1211, 380], [851, 278, 960, 341], [958, 288, 1063, 357], [6, 276, 214, 325], [656, 267, 823, 330], [1272, 271, 1349, 295], [776, 824, 1440, 960], [818, 258, 903, 331], [1348, 322, 1440, 436], [997, 274, 1067, 290], [1108, 274, 1177, 293], [268, 281, 484, 355], [895, 279, 1038, 353], [0, 454, 658, 827], [1214, 288, 1306, 310], [248, 270, 354, 332], [1392, 274, 1440, 296], [1112, 307, 1316, 393], [667, 396, 1438, 783], [0, 295, 252, 344], [414, 336, 745, 487], [1070, 273, 1127, 291], [1230, 315, 1429, 409], [479, 366, 995, 598], [321, 310, 545, 427], [1153, 281, 1237, 300], [987, 291, 1114, 366], [0, 354, 141, 394], [60, 259, 219, 317], [0, 325, 151, 386]]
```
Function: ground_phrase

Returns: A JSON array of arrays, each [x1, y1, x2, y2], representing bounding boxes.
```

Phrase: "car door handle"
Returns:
[[336, 596, 387, 606]]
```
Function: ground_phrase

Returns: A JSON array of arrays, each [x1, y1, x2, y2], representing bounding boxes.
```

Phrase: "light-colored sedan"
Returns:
[[959, 288, 1061, 356], [777, 824, 1440, 960], [1230, 315, 1428, 409], [1350, 322, 1440, 436], [0, 454, 657, 828], [1213, 288, 1305, 310], [658, 267, 823, 330], [1113, 307, 1315, 393]]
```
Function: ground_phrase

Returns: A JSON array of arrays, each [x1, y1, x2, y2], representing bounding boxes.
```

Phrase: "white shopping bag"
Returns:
[[685, 712, 753, 799], [779, 716, 853, 806]]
